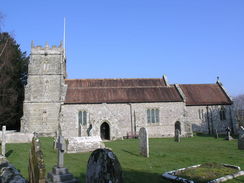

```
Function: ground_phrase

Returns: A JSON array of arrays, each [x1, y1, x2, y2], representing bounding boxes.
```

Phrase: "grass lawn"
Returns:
[[3, 136, 244, 183]]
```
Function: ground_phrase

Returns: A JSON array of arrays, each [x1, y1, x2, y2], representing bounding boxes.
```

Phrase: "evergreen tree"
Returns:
[[0, 32, 29, 130]]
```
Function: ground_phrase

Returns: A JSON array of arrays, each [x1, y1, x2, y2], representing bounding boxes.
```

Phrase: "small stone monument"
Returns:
[[1, 126, 6, 156], [238, 126, 244, 150], [86, 148, 123, 183], [175, 129, 180, 142], [215, 129, 219, 139], [46, 136, 77, 183], [139, 127, 149, 157], [28, 133, 46, 183], [225, 127, 233, 141]]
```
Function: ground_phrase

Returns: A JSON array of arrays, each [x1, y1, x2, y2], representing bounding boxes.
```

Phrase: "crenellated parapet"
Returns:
[[31, 41, 64, 55]]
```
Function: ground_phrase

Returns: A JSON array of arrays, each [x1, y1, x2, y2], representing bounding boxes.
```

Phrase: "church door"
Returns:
[[100, 122, 110, 140]]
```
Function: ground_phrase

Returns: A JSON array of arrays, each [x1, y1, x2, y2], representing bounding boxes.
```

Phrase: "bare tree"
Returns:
[[233, 94, 244, 127]]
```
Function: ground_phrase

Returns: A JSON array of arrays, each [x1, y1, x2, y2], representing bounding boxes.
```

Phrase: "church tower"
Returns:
[[21, 42, 67, 136]]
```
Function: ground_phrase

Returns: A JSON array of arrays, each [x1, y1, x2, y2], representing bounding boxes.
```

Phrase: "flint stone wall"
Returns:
[[66, 136, 105, 153], [185, 105, 237, 134], [61, 102, 190, 139], [0, 132, 33, 143]]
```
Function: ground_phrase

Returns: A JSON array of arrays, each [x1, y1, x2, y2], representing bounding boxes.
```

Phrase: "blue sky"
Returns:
[[1, 0, 244, 96]]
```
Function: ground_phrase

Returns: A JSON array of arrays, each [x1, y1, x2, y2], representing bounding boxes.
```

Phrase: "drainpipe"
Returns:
[[128, 103, 133, 136], [134, 110, 137, 135], [206, 106, 211, 135]]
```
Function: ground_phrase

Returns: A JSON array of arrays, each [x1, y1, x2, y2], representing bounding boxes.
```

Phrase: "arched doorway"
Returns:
[[100, 122, 110, 140], [175, 121, 181, 134]]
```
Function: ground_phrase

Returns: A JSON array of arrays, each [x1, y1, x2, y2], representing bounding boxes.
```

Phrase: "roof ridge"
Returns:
[[67, 86, 174, 89], [65, 78, 163, 80], [179, 83, 217, 85]]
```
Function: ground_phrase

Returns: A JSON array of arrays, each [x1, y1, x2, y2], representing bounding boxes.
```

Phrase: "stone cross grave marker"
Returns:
[[139, 127, 149, 157], [225, 127, 233, 141], [2, 126, 6, 156], [175, 129, 180, 142], [86, 148, 123, 183], [56, 136, 65, 168], [46, 135, 77, 183]]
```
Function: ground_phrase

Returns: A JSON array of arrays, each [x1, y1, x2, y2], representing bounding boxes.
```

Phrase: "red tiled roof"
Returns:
[[64, 79, 182, 104], [180, 84, 232, 106]]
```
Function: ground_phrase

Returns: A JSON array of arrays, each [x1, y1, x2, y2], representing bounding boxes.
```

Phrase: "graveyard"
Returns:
[[1, 135, 244, 183]]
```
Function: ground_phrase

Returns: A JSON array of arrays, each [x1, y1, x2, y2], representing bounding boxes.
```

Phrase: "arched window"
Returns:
[[79, 111, 87, 126], [219, 107, 226, 121]]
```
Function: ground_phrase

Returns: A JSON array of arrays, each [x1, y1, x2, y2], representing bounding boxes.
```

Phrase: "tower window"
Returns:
[[78, 111, 87, 126], [147, 108, 159, 123]]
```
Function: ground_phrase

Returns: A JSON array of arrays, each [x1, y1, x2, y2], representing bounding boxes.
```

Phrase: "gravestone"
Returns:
[[86, 148, 123, 183], [175, 129, 180, 142], [1, 126, 6, 156], [46, 136, 77, 183], [215, 129, 219, 139], [238, 126, 244, 150], [225, 127, 233, 141], [28, 133, 46, 183], [139, 127, 149, 157]]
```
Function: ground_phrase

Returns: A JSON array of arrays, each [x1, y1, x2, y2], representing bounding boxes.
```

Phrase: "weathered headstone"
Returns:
[[28, 133, 46, 183], [225, 127, 233, 141], [139, 127, 149, 157], [46, 136, 77, 183], [215, 129, 219, 139], [86, 148, 123, 183], [1, 126, 6, 156], [175, 129, 180, 142], [238, 126, 244, 150]]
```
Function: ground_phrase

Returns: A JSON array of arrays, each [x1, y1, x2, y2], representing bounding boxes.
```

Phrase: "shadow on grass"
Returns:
[[122, 149, 139, 157], [5, 149, 13, 157], [79, 169, 168, 183], [194, 133, 238, 139], [123, 170, 171, 183], [79, 173, 86, 183]]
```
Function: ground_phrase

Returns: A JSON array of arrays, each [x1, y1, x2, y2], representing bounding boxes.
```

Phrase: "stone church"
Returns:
[[21, 42, 237, 140]]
